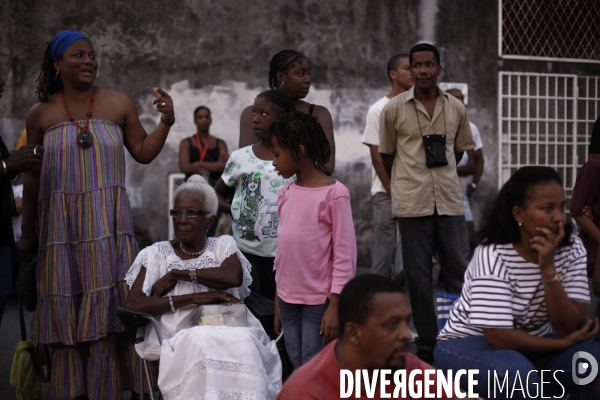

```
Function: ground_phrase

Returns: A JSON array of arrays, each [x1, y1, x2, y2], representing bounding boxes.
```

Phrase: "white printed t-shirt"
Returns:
[[362, 96, 390, 196], [221, 146, 294, 257]]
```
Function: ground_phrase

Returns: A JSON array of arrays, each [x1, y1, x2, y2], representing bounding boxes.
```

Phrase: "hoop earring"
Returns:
[[281, 80, 284, 87], [54, 70, 60, 81]]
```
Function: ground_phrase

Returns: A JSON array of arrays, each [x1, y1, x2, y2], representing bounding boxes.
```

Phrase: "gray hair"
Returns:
[[173, 174, 219, 217]]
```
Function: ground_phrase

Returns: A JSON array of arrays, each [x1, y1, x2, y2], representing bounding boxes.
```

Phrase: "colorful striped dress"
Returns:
[[34, 118, 141, 399]]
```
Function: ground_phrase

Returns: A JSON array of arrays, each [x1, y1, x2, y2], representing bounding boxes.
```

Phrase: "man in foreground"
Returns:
[[277, 274, 457, 399]]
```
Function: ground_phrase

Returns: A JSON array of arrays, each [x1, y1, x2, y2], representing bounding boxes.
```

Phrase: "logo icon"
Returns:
[[572, 351, 598, 385]]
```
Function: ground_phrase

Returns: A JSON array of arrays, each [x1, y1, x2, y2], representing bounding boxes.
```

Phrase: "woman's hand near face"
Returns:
[[536, 219, 587, 336], [530, 222, 564, 272]]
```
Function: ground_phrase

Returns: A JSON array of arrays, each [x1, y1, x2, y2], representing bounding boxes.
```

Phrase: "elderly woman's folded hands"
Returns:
[[150, 271, 243, 306]]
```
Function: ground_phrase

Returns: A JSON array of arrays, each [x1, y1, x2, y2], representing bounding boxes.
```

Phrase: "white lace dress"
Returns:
[[125, 235, 282, 400]]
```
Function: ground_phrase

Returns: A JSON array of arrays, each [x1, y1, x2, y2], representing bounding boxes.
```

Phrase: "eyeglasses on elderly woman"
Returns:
[[169, 208, 211, 218]]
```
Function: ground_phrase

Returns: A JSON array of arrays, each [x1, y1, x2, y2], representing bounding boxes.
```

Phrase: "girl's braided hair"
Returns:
[[268, 50, 308, 89], [256, 89, 296, 115], [267, 110, 330, 169]]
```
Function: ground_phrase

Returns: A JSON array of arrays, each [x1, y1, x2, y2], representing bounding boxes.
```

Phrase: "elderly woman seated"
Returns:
[[125, 174, 282, 399]]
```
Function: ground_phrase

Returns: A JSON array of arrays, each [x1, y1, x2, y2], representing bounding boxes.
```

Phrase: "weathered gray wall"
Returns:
[[0, 0, 542, 267]]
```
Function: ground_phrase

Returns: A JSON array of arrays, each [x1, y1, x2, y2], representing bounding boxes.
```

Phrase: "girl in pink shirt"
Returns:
[[268, 111, 357, 368]]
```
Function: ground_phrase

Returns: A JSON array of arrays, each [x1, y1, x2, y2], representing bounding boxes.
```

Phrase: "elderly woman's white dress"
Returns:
[[125, 235, 282, 400]]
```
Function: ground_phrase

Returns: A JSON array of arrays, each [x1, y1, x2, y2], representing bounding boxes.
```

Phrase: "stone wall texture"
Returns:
[[2, 0, 596, 268]]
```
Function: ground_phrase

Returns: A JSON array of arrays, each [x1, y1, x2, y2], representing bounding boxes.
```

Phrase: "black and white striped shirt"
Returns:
[[438, 236, 590, 341]]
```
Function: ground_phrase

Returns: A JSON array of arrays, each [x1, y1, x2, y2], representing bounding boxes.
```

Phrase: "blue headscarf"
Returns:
[[51, 30, 88, 59], [50, 30, 89, 93]]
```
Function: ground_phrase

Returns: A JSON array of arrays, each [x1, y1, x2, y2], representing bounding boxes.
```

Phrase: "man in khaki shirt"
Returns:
[[379, 43, 475, 363]]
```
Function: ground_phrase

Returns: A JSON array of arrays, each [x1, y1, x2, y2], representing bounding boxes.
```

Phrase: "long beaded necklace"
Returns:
[[62, 88, 95, 148]]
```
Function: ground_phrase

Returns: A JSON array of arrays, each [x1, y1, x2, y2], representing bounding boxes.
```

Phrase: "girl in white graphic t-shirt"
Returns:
[[215, 89, 295, 337]]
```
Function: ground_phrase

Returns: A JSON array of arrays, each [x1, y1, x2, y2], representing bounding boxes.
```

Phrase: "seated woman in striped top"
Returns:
[[435, 166, 600, 400]]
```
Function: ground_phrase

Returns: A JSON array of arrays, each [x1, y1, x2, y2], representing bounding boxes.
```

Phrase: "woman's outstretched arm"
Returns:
[[120, 88, 175, 164]]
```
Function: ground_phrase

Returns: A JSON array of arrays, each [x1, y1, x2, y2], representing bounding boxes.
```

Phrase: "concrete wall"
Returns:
[[2, 0, 594, 267]]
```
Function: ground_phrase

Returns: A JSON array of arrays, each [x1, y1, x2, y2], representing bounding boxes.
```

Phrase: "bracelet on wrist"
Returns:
[[190, 268, 198, 284], [167, 293, 176, 312], [543, 273, 561, 286], [161, 117, 175, 127]]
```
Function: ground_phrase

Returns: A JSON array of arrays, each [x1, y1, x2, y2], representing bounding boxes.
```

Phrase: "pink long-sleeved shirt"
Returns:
[[274, 181, 357, 305]]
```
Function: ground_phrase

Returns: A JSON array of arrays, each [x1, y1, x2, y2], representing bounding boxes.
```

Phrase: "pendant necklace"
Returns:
[[62, 88, 95, 148]]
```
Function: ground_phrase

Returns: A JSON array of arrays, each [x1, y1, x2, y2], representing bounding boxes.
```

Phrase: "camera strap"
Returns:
[[413, 97, 446, 137]]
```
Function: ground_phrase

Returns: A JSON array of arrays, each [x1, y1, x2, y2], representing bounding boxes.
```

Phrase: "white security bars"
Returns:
[[498, 72, 600, 211]]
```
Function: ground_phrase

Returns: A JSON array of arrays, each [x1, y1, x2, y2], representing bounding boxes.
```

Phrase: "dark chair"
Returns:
[[116, 307, 162, 400]]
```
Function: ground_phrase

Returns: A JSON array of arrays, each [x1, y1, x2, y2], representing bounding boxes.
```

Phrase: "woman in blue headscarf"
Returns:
[[20, 30, 175, 399]]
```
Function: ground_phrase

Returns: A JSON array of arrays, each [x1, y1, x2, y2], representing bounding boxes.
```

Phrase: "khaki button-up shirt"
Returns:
[[379, 87, 475, 218]]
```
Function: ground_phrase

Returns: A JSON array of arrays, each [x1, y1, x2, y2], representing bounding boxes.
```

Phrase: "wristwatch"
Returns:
[[543, 273, 561, 286], [469, 182, 477, 189]]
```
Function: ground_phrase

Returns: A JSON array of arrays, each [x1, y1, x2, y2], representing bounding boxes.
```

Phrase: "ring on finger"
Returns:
[[161, 102, 166, 107], [33, 147, 37, 155]]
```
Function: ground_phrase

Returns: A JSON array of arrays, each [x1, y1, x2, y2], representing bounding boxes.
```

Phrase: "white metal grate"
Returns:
[[498, 73, 600, 211], [499, 0, 600, 63]]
